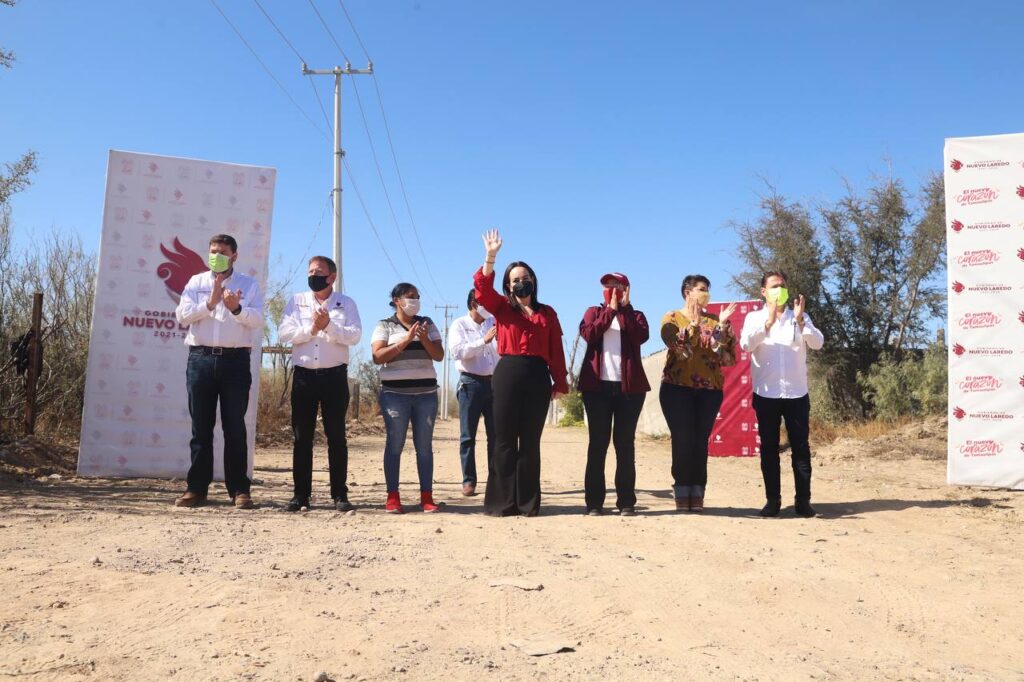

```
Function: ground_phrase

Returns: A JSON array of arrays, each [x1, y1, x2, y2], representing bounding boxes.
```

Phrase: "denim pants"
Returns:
[[456, 373, 495, 485], [185, 348, 252, 497], [379, 389, 438, 493], [658, 382, 723, 499]]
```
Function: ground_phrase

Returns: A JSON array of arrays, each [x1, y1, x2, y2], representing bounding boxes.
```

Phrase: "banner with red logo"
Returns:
[[78, 151, 275, 478], [706, 301, 760, 457], [945, 133, 1024, 490]]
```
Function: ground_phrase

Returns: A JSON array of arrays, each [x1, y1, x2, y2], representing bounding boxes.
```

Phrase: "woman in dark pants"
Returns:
[[659, 274, 736, 512], [473, 229, 568, 516], [578, 272, 650, 516]]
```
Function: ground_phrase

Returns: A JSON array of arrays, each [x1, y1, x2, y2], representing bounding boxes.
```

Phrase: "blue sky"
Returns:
[[3, 0, 1023, 369]]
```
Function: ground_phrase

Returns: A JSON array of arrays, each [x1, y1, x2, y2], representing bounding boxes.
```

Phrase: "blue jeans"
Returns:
[[456, 374, 494, 485], [379, 390, 438, 493], [185, 348, 252, 497]]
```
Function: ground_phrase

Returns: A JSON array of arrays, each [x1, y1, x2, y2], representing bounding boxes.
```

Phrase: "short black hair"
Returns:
[[681, 274, 710, 298], [760, 270, 788, 287], [502, 261, 541, 310], [389, 282, 418, 308], [309, 255, 338, 274], [466, 288, 478, 310], [209, 234, 238, 253]]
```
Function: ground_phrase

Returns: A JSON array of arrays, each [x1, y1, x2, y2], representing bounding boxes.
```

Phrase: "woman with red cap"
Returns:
[[577, 273, 651, 516]]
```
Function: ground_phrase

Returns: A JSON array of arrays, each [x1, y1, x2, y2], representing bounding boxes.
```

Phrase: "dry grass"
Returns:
[[809, 416, 917, 445]]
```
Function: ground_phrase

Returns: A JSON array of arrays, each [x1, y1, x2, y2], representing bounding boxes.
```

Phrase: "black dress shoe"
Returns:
[[285, 497, 309, 512], [334, 497, 354, 512], [794, 499, 817, 518], [760, 498, 782, 517], [619, 507, 636, 517]]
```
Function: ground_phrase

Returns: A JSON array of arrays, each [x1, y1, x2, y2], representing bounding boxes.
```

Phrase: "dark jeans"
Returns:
[[185, 348, 252, 497], [753, 393, 813, 502], [486, 356, 551, 516], [659, 382, 723, 499], [291, 364, 350, 500], [457, 373, 494, 486], [582, 381, 646, 510]]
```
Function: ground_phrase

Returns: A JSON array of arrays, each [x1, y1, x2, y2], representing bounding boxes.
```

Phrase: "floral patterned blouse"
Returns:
[[660, 309, 737, 390]]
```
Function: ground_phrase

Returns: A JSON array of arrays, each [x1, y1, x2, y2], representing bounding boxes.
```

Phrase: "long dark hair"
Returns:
[[502, 261, 541, 311]]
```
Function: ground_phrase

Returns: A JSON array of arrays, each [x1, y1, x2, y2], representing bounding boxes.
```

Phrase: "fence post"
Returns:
[[24, 292, 43, 435]]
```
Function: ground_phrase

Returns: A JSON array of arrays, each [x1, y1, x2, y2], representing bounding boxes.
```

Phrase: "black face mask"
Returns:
[[511, 281, 535, 299], [308, 274, 330, 292]]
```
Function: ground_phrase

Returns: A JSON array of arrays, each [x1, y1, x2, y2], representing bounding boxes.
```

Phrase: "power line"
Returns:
[[306, 0, 352, 63], [252, 0, 306, 63], [335, 0, 446, 300], [209, 0, 326, 139], [344, 158, 402, 278]]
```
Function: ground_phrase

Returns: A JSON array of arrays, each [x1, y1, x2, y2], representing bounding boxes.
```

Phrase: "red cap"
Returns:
[[600, 272, 630, 287]]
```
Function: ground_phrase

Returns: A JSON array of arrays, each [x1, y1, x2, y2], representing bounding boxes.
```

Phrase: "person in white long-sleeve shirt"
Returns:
[[739, 271, 824, 518], [174, 234, 264, 510], [278, 256, 362, 512], [447, 289, 498, 496]]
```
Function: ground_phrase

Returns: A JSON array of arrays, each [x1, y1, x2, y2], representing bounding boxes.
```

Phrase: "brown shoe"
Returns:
[[462, 483, 477, 497], [675, 496, 689, 511], [233, 493, 254, 509], [689, 495, 705, 512], [174, 491, 207, 508]]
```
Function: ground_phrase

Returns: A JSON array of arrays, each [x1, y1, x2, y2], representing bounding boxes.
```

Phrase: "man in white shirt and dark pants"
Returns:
[[174, 234, 264, 509], [278, 256, 362, 512], [448, 289, 498, 496], [740, 271, 825, 518]]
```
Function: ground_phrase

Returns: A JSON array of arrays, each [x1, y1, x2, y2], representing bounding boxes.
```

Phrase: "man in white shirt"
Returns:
[[174, 234, 264, 509], [278, 256, 362, 512], [448, 289, 498, 496], [739, 271, 825, 518]]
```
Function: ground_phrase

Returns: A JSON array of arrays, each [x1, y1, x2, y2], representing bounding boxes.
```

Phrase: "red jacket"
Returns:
[[474, 268, 569, 393], [577, 304, 651, 394]]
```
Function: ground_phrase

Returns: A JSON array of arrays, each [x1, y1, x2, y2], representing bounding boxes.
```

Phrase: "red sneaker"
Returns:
[[385, 491, 403, 514], [420, 492, 440, 513]]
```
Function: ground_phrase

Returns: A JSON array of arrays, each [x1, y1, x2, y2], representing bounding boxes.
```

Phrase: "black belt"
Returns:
[[190, 345, 250, 356], [461, 371, 492, 382], [295, 364, 348, 375]]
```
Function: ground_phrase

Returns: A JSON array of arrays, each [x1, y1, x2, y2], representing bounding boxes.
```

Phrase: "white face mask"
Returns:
[[400, 298, 421, 315], [476, 306, 492, 320]]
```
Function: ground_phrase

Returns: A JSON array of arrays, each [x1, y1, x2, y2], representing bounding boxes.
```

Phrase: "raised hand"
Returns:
[[403, 321, 422, 346], [207, 274, 226, 309], [621, 286, 630, 307], [764, 299, 779, 329], [718, 302, 737, 327], [793, 294, 806, 320], [608, 287, 620, 311], [482, 229, 503, 258], [484, 326, 497, 343]]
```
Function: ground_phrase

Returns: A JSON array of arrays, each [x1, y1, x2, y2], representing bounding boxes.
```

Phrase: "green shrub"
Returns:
[[857, 343, 947, 421], [558, 390, 585, 427]]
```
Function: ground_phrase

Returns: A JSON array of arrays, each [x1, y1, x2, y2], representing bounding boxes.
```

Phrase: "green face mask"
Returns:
[[208, 252, 231, 273], [766, 286, 789, 307]]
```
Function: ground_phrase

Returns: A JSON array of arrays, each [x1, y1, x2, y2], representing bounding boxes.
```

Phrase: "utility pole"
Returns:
[[302, 61, 373, 292], [434, 304, 459, 419]]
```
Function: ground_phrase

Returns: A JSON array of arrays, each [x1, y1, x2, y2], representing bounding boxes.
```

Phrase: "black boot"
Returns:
[[794, 498, 817, 518], [760, 497, 782, 517]]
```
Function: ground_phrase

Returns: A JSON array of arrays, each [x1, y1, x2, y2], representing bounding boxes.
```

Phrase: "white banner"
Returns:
[[944, 133, 1024, 490], [78, 151, 275, 478]]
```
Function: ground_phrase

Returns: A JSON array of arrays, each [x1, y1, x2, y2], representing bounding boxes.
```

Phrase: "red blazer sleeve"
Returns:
[[578, 305, 616, 344], [473, 268, 508, 316], [546, 308, 569, 394], [620, 306, 650, 345]]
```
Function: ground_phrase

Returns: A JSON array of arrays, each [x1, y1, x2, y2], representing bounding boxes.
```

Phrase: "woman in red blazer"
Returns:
[[473, 229, 568, 517], [578, 272, 651, 516]]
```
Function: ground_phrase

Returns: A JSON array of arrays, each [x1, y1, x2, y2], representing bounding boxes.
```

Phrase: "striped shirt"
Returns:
[[371, 314, 442, 394]]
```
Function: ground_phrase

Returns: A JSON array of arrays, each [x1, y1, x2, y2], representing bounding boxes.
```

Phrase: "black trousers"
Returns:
[[186, 348, 252, 497], [485, 356, 551, 516], [291, 364, 351, 500], [753, 393, 812, 502], [658, 382, 723, 498], [582, 381, 646, 510]]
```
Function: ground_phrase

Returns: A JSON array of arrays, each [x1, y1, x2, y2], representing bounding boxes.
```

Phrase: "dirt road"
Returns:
[[1, 420, 1021, 680]]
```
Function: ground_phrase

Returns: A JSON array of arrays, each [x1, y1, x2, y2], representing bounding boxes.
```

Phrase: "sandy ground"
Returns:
[[1, 420, 1022, 681]]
